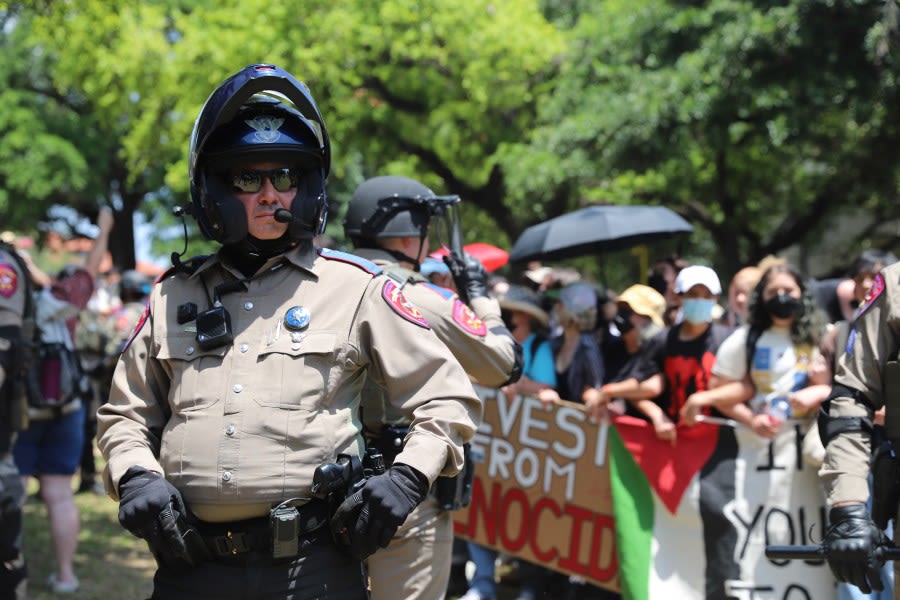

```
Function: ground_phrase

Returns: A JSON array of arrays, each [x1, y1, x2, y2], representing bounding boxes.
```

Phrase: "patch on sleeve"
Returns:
[[0, 262, 18, 298], [857, 272, 886, 317], [122, 305, 151, 352], [452, 299, 487, 336], [382, 280, 430, 328]]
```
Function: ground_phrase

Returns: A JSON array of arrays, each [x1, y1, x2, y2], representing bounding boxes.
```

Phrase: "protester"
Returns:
[[720, 265, 762, 328], [97, 64, 481, 599], [13, 207, 113, 594], [681, 262, 831, 439], [537, 282, 605, 408], [343, 174, 521, 600]]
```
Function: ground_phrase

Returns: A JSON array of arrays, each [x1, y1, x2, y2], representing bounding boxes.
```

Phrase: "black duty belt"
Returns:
[[196, 500, 328, 564]]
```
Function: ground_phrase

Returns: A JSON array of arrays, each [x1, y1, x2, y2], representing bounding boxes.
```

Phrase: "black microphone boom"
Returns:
[[274, 208, 294, 224]]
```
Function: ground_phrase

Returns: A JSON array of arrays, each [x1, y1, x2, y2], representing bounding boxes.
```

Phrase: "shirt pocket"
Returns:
[[156, 334, 228, 412], [254, 332, 337, 410]]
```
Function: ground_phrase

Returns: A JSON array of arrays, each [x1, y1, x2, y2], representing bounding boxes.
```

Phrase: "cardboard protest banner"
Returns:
[[454, 386, 837, 599], [452, 386, 619, 592]]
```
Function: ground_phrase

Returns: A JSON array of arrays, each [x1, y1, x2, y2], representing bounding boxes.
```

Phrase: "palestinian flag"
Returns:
[[609, 415, 835, 600]]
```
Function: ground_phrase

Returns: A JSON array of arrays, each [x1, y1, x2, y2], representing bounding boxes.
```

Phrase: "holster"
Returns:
[[870, 439, 900, 530], [141, 499, 210, 573], [433, 443, 474, 511]]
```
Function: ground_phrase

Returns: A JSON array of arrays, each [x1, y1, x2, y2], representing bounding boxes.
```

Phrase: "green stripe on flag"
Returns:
[[609, 426, 654, 600]]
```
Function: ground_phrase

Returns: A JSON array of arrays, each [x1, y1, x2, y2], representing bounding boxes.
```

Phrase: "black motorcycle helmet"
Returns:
[[189, 64, 331, 245], [344, 175, 458, 247]]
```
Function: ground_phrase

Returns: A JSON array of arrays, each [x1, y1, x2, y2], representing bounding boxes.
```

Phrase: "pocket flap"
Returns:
[[156, 335, 228, 361], [260, 332, 336, 357]]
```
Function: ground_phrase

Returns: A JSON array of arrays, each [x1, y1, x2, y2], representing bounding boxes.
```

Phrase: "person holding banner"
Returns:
[[343, 175, 522, 600]]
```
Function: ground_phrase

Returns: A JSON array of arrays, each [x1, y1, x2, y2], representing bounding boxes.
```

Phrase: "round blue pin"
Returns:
[[284, 306, 310, 331]]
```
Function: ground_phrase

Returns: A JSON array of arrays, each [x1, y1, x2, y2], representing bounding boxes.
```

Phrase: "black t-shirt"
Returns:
[[635, 322, 734, 423]]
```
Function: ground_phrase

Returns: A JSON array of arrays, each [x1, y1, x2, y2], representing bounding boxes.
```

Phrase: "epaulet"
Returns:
[[421, 281, 456, 299], [157, 255, 212, 282], [317, 248, 382, 276]]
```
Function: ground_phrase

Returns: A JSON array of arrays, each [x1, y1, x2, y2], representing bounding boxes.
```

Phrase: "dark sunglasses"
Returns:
[[230, 167, 301, 193]]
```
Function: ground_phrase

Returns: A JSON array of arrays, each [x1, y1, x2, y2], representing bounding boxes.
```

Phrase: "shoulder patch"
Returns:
[[382, 279, 430, 328], [421, 282, 455, 299], [452, 299, 488, 336], [318, 248, 382, 276], [857, 272, 885, 317], [122, 304, 151, 353], [0, 262, 18, 298]]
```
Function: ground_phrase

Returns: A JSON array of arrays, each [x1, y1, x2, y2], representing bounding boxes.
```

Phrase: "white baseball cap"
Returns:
[[674, 265, 722, 295]]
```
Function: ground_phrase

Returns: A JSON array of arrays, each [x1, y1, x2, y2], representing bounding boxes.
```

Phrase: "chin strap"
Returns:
[[381, 248, 421, 270]]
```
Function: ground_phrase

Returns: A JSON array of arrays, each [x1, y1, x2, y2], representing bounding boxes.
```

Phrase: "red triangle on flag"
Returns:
[[612, 415, 719, 514]]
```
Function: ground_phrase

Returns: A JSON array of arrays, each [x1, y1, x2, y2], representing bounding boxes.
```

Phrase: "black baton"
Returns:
[[766, 545, 900, 561]]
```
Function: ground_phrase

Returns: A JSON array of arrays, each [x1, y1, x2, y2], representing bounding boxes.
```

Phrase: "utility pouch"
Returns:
[[870, 440, 900, 530], [270, 503, 300, 560], [433, 443, 474, 511], [147, 500, 210, 572]]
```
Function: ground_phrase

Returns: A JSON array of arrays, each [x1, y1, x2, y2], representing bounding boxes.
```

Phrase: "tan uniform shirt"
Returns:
[[352, 248, 518, 428], [97, 245, 480, 522], [821, 262, 900, 506]]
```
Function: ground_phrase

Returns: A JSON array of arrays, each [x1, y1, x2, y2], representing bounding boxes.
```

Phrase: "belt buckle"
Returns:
[[214, 530, 251, 556]]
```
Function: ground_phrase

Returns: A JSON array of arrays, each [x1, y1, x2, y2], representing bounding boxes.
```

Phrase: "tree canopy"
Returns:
[[2, 0, 898, 287]]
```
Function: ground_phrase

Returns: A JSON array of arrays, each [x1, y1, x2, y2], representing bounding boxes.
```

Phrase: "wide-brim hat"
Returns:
[[617, 284, 666, 328], [499, 285, 550, 327]]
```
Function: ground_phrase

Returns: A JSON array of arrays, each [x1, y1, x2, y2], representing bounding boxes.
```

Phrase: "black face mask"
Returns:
[[764, 294, 803, 320]]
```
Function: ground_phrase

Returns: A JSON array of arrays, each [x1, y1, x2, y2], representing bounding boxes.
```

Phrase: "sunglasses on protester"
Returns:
[[230, 167, 302, 193]]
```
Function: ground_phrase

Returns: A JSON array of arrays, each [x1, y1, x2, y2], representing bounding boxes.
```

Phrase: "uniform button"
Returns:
[[222, 471, 232, 482], [233, 384, 243, 393], [291, 343, 301, 351], [225, 425, 235, 436], [243, 301, 254, 311], [239, 343, 249, 353], [185, 346, 195, 355]]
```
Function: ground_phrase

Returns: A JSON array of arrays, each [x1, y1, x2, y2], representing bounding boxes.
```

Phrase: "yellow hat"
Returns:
[[617, 284, 666, 328]]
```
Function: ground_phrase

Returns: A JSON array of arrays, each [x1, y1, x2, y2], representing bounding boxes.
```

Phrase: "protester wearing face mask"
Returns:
[[681, 263, 831, 441], [587, 266, 734, 443], [585, 284, 666, 422]]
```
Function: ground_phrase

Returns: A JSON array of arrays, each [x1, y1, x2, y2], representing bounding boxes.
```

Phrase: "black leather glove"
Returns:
[[824, 503, 887, 593], [331, 463, 429, 560], [117, 466, 185, 538], [443, 253, 488, 304]]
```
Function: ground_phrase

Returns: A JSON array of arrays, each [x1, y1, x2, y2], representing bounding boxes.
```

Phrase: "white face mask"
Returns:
[[681, 298, 716, 325]]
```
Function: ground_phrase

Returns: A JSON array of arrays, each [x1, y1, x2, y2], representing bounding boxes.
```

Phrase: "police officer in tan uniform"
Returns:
[[0, 241, 29, 599], [97, 64, 480, 600], [820, 263, 900, 596], [344, 175, 521, 600]]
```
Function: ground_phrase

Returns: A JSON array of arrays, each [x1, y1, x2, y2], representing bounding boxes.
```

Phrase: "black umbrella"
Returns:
[[509, 205, 693, 263]]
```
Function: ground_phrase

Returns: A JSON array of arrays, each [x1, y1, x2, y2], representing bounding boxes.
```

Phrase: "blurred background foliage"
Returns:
[[1, 0, 899, 291]]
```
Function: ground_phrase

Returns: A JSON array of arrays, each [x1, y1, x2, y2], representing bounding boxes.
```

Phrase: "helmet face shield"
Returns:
[[425, 195, 462, 254]]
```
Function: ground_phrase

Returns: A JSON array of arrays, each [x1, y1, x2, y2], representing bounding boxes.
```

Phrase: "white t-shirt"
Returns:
[[713, 325, 818, 417]]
